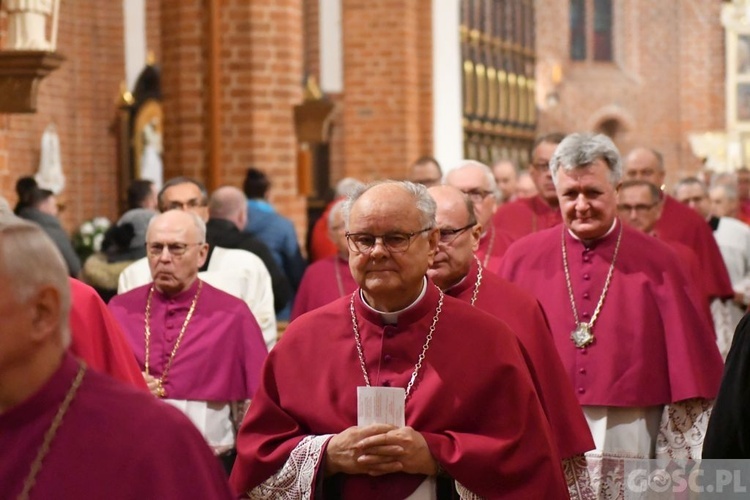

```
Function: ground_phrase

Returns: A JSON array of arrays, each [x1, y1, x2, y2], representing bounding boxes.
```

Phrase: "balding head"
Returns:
[[444, 160, 499, 230], [209, 186, 248, 229], [427, 185, 482, 290], [623, 147, 666, 187], [0, 217, 71, 411]]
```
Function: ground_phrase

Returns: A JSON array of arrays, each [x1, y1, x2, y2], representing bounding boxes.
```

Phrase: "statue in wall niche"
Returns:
[[140, 117, 163, 190], [3, 0, 55, 50]]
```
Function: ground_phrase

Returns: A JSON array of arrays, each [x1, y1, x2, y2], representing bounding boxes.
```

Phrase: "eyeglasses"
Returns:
[[531, 161, 550, 172], [462, 189, 494, 204], [146, 242, 204, 257], [162, 198, 208, 211], [346, 227, 433, 254], [617, 203, 657, 214], [438, 223, 475, 244]]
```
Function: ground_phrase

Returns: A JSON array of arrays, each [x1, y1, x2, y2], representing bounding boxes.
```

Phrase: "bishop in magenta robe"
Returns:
[[230, 283, 568, 499], [655, 195, 734, 301], [500, 221, 722, 408], [444, 257, 593, 460], [492, 194, 562, 240], [290, 255, 358, 320], [68, 277, 147, 390], [108, 279, 267, 403], [1, 352, 234, 499]]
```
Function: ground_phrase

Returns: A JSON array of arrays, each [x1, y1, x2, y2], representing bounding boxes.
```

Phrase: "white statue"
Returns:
[[35, 123, 65, 194], [3, 0, 55, 50], [140, 117, 163, 190]]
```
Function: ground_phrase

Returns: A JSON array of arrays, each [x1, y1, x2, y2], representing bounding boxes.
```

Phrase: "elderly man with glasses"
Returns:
[[230, 180, 568, 499], [426, 184, 594, 491], [108, 209, 268, 475], [117, 176, 277, 350], [445, 160, 514, 274]]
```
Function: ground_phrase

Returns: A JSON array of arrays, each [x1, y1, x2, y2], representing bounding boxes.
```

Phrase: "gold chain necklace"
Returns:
[[470, 255, 484, 306], [482, 225, 496, 268], [18, 362, 87, 500], [349, 287, 444, 400], [561, 224, 623, 348], [144, 280, 203, 398]]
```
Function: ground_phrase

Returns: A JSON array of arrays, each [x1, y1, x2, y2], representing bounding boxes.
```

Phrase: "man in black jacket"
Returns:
[[208, 186, 291, 313]]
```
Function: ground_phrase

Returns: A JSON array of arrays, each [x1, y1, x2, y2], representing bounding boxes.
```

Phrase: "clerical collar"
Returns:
[[360, 277, 428, 324], [566, 218, 618, 246]]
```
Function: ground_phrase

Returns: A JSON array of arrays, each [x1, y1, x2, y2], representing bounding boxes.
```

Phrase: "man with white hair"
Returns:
[[0, 216, 233, 498], [109, 210, 268, 474], [445, 160, 513, 274], [117, 176, 277, 350], [500, 133, 723, 497], [231, 180, 567, 499]]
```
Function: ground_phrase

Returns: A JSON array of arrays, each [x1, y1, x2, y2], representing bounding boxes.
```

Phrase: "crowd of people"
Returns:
[[4, 135, 750, 498]]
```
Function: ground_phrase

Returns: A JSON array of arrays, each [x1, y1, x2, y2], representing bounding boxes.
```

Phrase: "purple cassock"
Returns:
[[0, 352, 233, 499], [290, 255, 358, 321], [492, 195, 562, 240], [499, 220, 723, 407], [108, 279, 267, 401], [445, 257, 594, 459], [656, 195, 734, 301]]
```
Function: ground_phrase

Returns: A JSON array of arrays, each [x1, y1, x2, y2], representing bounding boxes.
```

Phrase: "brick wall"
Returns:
[[536, 0, 725, 185], [0, 1, 125, 232], [161, 0, 306, 240], [338, 0, 433, 183]]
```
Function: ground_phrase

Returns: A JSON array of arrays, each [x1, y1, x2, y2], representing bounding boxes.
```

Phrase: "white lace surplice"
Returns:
[[246, 435, 483, 499], [565, 400, 712, 500]]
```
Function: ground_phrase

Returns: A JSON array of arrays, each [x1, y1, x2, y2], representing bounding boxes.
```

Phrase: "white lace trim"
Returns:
[[655, 398, 713, 460], [455, 480, 484, 499], [247, 434, 331, 499]]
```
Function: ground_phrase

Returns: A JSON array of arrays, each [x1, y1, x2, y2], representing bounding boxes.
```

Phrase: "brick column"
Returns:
[[160, 0, 305, 234], [340, 0, 433, 181]]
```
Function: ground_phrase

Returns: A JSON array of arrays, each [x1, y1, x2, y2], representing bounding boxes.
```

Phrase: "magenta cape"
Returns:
[[108, 279, 267, 401], [492, 195, 562, 240], [290, 255, 358, 320], [446, 259, 594, 458], [499, 221, 723, 406], [0, 353, 233, 499], [68, 278, 147, 391], [474, 225, 514, 275], [231, 283, 568, 499], [656, 196, 733, 300]]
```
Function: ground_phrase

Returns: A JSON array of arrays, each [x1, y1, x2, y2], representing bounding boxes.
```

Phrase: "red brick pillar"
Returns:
[[340, 0, 433, 181], [160, 0, 306, 235]]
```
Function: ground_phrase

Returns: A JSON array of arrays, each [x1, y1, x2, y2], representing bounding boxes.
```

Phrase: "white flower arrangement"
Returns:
[[73, 216, 112, 260]]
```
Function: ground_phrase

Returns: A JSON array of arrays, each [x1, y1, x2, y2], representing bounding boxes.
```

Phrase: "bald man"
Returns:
[[0, 217, 233, 498], [208, 186, 291, 313]]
